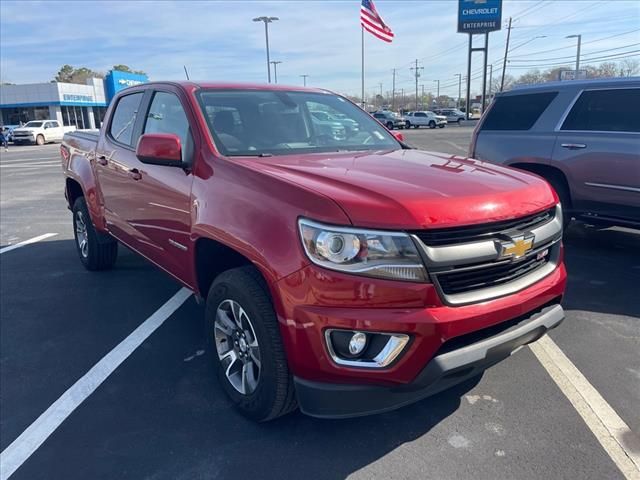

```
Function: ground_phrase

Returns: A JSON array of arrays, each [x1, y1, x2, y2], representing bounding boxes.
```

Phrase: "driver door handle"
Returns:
[[128, 168, 142, 181], [561, 143, 587, 150]]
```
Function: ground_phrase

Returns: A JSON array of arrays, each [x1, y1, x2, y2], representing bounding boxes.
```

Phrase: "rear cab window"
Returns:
[[481, 92, 558, 131], [561, 88, 640, 133], [109, 92, 144, 147]]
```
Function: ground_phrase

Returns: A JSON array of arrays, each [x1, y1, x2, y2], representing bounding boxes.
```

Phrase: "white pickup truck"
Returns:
[[11, 120, 76, 145], [404, 111, 447, 129]]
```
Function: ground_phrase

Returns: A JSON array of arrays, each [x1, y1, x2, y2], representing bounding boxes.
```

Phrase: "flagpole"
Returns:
[[361, 26, 365, 109]]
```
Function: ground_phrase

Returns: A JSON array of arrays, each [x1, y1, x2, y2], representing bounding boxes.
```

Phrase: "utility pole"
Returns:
[[455, 73, 462, 109], [410, 59, 424, 111], [500, 16, 512, 92], [433, 79, 440, 104], [378, 82, 383, 108], [420, 84, 425, 109], [487, 64, 493, 99], [300, 74, 309, 86], [391, 69, 396, 111], [253, 16, 279, 83], [400, 88, 405, 111], [270, 61, 282, 83]]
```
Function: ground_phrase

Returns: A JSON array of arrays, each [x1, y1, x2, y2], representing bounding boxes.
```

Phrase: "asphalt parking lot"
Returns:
[[1, 132, 639, 479]]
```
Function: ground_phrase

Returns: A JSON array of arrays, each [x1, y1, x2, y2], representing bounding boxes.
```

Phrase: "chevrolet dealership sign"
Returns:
[[458, 0, 502, 34]]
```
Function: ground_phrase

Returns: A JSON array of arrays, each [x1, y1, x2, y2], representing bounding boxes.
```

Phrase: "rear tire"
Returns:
[[206, 266, 297, 422], [36, 135, 44, 145], [72, 197, 118, 271]]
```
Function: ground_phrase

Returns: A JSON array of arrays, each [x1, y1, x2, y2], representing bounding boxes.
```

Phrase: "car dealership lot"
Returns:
[[1, 140, 639, 479]]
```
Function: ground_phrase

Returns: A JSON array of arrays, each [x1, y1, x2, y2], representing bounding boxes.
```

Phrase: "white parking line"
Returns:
[[530, 335, 640, 479], [0, 287, 192, 480], [0, 233, 58, 254]]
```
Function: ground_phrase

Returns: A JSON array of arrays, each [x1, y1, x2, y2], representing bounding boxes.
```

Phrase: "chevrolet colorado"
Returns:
[[61, 82, 566, 421]]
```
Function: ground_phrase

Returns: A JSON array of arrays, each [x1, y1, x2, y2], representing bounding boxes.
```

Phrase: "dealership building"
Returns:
[[0, 70, 148, 129]]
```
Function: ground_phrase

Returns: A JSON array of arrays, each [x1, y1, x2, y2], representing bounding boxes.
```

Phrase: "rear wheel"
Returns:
[[72, 197, 118, 270], [36, 135, 44, 145], [206, 266, 297, 421]]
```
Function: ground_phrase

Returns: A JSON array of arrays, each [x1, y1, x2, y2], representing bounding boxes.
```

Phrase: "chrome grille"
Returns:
[[412, 205, 562, 305]]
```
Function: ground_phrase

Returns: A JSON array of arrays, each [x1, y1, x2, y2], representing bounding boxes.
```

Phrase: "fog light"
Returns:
[[348, 332, 367, 355]]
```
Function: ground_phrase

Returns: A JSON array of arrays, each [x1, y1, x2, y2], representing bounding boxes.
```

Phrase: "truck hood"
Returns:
[[243, 149, 557, 229]]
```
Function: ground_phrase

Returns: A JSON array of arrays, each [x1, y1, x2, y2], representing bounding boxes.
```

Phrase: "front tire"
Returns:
[[429, 121, 436, 129], [36, 135, 45, 145], [206, 266, 297, 422], [72, 197, 118, 270], [405, 121, 411, 129], [386, 121, 394, 130]]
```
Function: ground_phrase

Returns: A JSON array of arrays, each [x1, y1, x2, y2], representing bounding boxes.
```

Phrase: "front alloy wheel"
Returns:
[[214, 299, 261, 395], [75, 210, 89, 258]]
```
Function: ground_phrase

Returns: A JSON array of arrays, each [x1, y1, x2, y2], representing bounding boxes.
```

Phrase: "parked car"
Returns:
[[471, 77, 639, 228], [372, 111, 406, 129], [311, 110, 359, 136], [61, 82, 565, 421], [310, 112, 347, 141], [12, 120, 75, 145], [434, 108, 466, 123], [404, 111, 447, 129]]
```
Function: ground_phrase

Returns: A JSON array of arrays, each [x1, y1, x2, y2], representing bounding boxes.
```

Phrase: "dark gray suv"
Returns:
[[471, 78, 639, 228]]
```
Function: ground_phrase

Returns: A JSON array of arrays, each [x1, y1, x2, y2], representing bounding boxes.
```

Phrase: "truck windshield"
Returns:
[[24, 121, 44, 128], [197, 89, 400, 156]]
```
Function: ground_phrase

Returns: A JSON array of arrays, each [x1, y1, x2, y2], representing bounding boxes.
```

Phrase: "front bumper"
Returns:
[[295, 303, 564, 418]]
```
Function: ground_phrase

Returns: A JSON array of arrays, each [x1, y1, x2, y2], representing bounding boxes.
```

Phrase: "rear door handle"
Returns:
[[128, 168, 142, 181], [97, 155, 108, 166], [561, 143, 587, 150]]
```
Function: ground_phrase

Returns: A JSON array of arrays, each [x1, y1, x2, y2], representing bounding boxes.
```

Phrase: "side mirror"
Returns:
[[136, 133, 183, 167], [392, 132, 405, 142]]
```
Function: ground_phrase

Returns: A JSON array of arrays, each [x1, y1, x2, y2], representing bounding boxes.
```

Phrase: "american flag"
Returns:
[[360, 0, 394, 43]]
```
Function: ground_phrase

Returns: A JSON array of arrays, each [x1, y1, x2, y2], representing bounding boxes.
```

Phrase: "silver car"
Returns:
[[470, 77, 640, 228]]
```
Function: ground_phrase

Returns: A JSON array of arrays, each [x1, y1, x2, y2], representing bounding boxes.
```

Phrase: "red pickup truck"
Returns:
[[61, 82, 566, 421]]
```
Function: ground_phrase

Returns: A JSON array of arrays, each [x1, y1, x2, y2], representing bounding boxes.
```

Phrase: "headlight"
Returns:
[[298, 219, 428, 282]]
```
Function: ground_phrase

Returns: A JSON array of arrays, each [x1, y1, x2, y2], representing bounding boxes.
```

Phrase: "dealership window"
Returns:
[[561, 88, 640, 133], [93, 107, 107, 129], [480, 92, 558, 131], [62, 106, 89, 129]]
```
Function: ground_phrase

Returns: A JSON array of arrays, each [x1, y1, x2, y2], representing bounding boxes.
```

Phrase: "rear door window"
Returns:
[[561, 88, 640, 133], [109, 92, 144, 146], [481, 92, 557, 131]]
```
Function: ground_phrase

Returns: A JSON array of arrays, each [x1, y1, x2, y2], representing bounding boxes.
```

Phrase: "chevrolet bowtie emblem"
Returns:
[[498, 235, 534, 259]]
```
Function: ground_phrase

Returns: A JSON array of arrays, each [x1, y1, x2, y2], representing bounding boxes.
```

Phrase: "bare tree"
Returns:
[[619, 58, 640, 77]]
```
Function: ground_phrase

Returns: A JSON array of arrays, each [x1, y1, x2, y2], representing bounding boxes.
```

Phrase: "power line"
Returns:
[[509, 43, 640, 63]]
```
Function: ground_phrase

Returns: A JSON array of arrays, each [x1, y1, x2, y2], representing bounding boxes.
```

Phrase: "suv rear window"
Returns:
[[481, 92, 557, 131], [561, 88, 640, 133]]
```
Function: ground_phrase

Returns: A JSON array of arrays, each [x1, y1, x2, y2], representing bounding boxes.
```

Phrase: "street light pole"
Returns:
[[270, 61, 282, 83], [455, 73, 462, 109], [253, 16, 279, 83], [566, 34, 582, 78], [300, 74, 309, 86]]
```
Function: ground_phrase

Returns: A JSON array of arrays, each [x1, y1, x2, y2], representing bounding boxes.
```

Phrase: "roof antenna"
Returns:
[[183, 65, 190, 80]]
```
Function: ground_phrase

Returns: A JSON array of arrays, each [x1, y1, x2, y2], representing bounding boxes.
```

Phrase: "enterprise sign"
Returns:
[[118, 79, 144, 87], [458, 0, 502, 34], [63, 94, 94, 102]]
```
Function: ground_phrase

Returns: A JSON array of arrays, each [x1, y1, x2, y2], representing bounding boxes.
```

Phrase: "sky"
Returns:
[[1, 0, 639, 98]]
